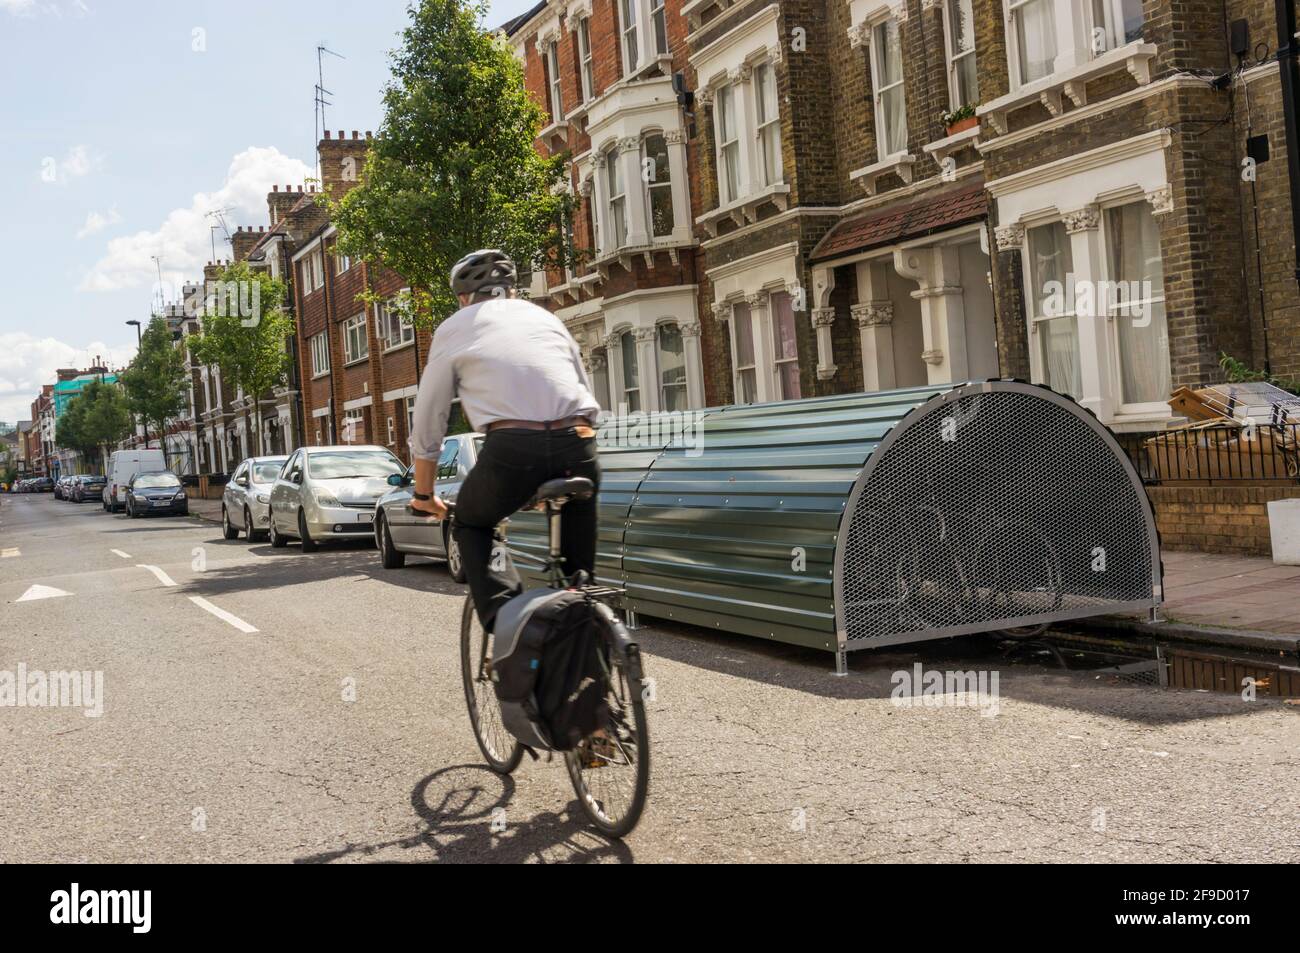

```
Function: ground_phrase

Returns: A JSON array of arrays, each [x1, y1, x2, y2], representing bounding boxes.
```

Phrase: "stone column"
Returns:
[[664, 130, 692, 243], [809, 264, 838, 382], [1063, 204, 1113, 422], [893, 245, 969, 386], [605, 331, 626, 413], [620, 136, 650, 248], [853, 259, 898, 392], [634, 326, 660, 412], [679, 321, 705, 408], [728, 64, 756, 201]]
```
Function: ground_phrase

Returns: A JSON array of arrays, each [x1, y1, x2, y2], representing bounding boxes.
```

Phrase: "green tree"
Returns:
[[121, 316, 188, 451], [53, 380, 132, 472], [327, 0, 573, 326], [188, 261, 294, 456]]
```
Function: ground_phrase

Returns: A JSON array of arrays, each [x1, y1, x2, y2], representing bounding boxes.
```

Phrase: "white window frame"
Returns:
[[619, 329, 640, 411], [311, 249, 324, 291], [577, 17, 595, 101], [1090, 0, 1145, 55], [715, 82, 741, 204], [310, 332, 330, 378], [753, 60, 782, 187], [869, 16, 907, 160], [649, 0, 668, 56], [546, 39, 563, 120], [768, 290, 801, 401], [404, 396, 416, 442], [334, 251, 352, 274], [642, 132, 674, 239], [941, 0, 978, 110], [607, 147, 627, 249], [342, 409, 364, 445], [1098, 197, 1169, 417], [375, 298, 414, 352], [619, 0, 640, 75], [341, 313, 369, 365], [656, 322, 688, 411], [728, 301, 758, 405], [1004, 0, 1059, 88], [1021, 219, 1082, 400]]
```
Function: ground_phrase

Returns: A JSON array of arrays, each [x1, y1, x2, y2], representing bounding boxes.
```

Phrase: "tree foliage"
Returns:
[[189, 261, 294, 454], [121, 316, 189, 450], [327, 0, 572, 326], [53, 379, 133, 471]]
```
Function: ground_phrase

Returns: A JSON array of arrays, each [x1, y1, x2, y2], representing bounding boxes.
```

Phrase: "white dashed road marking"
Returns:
[[2, 548, 19, 558], [110, 549, 132, 559], [17, 584, 72, 602], [188, 596, 259, 634], [136, 564, 178, 587]]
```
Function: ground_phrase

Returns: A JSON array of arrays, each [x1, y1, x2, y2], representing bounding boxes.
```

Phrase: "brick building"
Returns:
[[508, 0, 1300, 431], [289, 130, 431, 461]]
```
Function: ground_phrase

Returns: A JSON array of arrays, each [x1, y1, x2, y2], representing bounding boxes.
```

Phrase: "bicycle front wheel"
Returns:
[[564, 603, 650, 838], [460, 595, 524, 774]]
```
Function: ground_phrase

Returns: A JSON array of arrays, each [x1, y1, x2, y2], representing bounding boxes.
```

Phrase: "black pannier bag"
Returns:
[[490, 588, 609, 751]]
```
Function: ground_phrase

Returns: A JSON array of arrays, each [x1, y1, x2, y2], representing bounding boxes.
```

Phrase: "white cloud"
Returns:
[[2, 0, 91, 16], [0, 332, 136, 425], [1, 0, 38, 16], [75, 205, 120, 239], [78, 146, 314, 294]]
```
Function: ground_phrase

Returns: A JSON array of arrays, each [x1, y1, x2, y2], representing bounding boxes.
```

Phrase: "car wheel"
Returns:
[[127, 499, 140, 519], [446, 525, 466, 583], [377, 514, 405, 569], [244, 507, 262, 542], [269, 508, 288, 548], [298, 509, 319, 553], [221, 505, 239, 540]]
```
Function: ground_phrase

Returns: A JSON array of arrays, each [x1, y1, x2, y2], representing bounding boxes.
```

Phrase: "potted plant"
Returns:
[[941, 104, 978, 137]]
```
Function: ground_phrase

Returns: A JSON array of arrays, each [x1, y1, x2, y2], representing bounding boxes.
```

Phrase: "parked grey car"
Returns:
[[268, 445, 405, 552], [221, 455, 289, 541], [374, 432, 482, 581]]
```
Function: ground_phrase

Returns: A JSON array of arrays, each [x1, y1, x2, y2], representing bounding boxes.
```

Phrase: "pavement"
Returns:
[[2, 492, 1298, 863]]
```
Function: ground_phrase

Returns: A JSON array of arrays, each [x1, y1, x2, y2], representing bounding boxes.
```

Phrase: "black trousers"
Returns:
[[452, 427, 600, 632]]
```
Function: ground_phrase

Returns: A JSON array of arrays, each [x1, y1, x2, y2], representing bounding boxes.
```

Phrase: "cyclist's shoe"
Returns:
[[568, 569, 592, 588]]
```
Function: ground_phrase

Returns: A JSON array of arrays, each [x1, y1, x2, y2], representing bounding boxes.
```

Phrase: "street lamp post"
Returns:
[[126, 320, 143, 449]]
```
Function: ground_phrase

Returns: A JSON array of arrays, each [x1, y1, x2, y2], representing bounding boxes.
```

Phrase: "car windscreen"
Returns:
[[251, 463, 285, 484], [308, 451, 403, 480], [133, 472, 181, 489]]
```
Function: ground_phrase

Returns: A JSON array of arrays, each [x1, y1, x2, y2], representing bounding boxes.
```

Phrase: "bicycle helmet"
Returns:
[[449, 249, 517, 298]]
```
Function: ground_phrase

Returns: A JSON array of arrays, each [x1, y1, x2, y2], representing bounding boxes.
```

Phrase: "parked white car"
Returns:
[[103, 449, 166, 513], [221, 455, 289, 541], [267, 445, 405, 552]]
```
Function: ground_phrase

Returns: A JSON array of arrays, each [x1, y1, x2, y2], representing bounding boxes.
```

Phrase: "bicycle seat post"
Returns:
[[547, 499, 563, 581]]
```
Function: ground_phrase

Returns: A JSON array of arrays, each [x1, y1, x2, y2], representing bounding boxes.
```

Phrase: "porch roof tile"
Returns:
[[809, 181, 988, 264]]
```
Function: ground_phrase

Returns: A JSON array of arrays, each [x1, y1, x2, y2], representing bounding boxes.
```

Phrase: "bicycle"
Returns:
[[446, 476, 651, 839]]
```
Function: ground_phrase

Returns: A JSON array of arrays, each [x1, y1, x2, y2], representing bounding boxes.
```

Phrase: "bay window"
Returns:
[[643, 133, 674, 237], [754, 62, 782, 187], [716, 83, 741, 203], [731, 302, 758, 404], [1105, 201, 1169, 407], [1027, 221, 1081, 398], [870, 18, 907, 158], [943, 0, 978, 109], [620, 330, 640, 411], [769, 291, 801, 400], [606, 147, 627, 248], [657, 323, 688, 411], [1009, 0, 1057, 85]]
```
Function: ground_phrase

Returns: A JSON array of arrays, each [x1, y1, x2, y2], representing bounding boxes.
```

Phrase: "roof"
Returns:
[[498, 0, 546, 36], [809, 181, 988, 264]]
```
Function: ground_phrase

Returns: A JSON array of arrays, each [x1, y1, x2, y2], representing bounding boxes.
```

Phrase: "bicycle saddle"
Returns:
[[527, 476, 594, 507]]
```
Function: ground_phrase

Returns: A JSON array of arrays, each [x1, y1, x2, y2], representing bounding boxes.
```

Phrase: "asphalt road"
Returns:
[[2, 492, 1297, 863]]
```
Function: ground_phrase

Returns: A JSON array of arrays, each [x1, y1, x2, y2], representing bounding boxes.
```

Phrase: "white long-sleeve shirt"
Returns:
[[410, 296, 601, 461]]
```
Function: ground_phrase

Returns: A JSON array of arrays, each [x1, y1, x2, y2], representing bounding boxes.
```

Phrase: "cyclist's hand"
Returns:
[[410, 494, 448, 521]]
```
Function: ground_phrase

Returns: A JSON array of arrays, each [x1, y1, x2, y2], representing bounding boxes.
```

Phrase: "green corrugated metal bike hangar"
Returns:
[[506, 380, 1163, 674]]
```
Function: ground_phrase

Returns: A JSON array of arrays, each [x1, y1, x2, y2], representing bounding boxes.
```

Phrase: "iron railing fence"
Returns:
[[1115, 423, 1300, 485]]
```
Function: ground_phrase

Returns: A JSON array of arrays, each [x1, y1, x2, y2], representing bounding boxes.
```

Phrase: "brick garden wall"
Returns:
[[1149, 485, 1300, 555]]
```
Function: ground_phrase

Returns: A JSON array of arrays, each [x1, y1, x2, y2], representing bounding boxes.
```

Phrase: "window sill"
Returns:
[[695, 182, 790, 237], [922, 126, 981, 163], [849, 154, 915, 196], [342, 357, 369, 368], [594, 235, 695, 272], [381, 340, 414, 355], [978, 42, 1158, 135], [311, 371, 330, 380], [538, 119, 570, 151]]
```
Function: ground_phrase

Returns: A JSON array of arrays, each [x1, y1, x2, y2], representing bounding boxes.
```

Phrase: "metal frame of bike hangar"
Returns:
[[505, 380, 1164, 675]]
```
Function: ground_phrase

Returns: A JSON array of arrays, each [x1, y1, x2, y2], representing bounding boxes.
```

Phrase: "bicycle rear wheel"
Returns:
[[563, 602, 650, 839], [460, 596, 524, 774]]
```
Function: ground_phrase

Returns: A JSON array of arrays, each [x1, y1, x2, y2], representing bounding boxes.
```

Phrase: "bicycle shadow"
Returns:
[[293, 764, 635, 864]]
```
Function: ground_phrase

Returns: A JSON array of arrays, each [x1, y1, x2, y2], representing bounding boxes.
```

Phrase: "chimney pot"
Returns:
[[337, 130, 344, 139], [365, 130, 372, 138], [272, 185, 279, 192], [324, 130, 331, 139], [352, 130, 359, 139]]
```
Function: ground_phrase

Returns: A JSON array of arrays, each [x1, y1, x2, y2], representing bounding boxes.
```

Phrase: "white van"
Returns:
[[103, 449, 166, 513]]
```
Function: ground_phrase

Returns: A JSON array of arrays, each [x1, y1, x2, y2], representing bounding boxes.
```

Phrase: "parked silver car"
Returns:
[[220, 455, 289, 541], [374, 432, 482, 581], [267, 445, 405, 552]]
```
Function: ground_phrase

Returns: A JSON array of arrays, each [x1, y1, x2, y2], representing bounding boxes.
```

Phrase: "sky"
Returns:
[[0, 0, 538, 425]]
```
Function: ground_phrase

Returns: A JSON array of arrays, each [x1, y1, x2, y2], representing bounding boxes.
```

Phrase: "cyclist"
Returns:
[[408, 249, 602, 634]]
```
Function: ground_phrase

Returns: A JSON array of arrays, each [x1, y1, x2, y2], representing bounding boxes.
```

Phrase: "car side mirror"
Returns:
[[387, 472, 410, 487], [236, 476, 249, 487]]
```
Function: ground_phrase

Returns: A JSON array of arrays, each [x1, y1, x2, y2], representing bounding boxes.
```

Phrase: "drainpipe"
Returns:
[[1274, 0, 1300, 374]]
